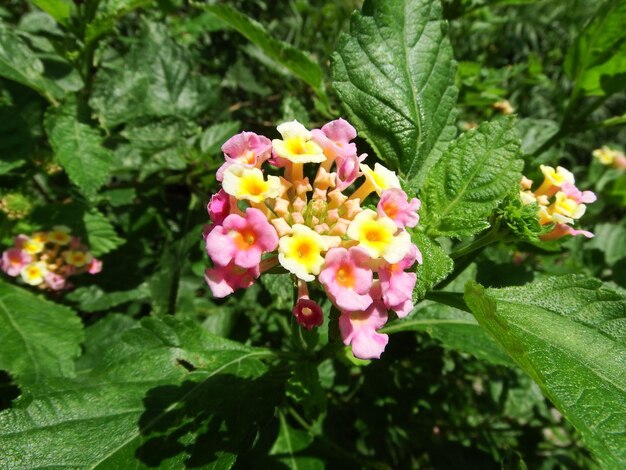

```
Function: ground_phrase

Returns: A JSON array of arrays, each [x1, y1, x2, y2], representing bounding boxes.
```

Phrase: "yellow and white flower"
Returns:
[[272, 120, 326, 164], [278, 224, 328, 281], [22, 238, 45, 255], [63, 250, 92, 267], [222, 165, 282, 203], [47, 225, 72, 245], [346, 209, 410, 263], [20, 262, 48, 286]]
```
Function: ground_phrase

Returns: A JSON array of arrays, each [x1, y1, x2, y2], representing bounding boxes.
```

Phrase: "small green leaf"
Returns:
[[588, 221, 626, 266], [66, 284, 149, 313], [411, 231, 453, 301], [202, 4, 328, 105], [30, 0, 74, 26], [85, 0, 155, 45], [332, 0, 458, 188], [44, 101, 115, 198], [465, 276, 626, 467], [421, 118, 523, 238], [261, 273, 294, 311], [0, 280, 83, 384]]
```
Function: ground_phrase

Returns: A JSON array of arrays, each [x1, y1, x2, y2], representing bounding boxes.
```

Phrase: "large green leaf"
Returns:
[[202, 4, 327, 105], [332, 0, 458, 188], [420, 118, 523, 238], [588, 221, 626, 266], [564, 0, 626, 96], [44, 101, 116, 198], [0, 317, 280, 468], [0, 23, 65, 100], [0, 280, 83, 384], [465, 276, 626, 467], [90, 22, 219, 128]]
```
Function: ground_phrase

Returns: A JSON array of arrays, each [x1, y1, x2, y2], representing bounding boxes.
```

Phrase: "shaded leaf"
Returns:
[[332, 0, 458, 188], [411, 230, 453, 301], [203, 4, 327, 104], [199, 121, 241, 156]]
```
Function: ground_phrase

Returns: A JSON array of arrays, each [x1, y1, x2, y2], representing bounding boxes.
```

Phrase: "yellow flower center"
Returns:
[[285, 137, 307, 155], [336, 265, 355, 288], [241, 175, 267, 196], [382, 201, 398, 219], [233, 228, 257, 249]]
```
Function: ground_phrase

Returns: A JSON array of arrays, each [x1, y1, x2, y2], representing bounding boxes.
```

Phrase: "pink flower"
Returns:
[[311, 118, 357, 161], [339, 301, 389, 359], [293, 298, 324, 330], [216, 132, 272, 181], [378, 244, 421, 318], [1, 248, 31, 276], [561, 183, 597, 204], [207, 189, 231, 224], [205, 207, 278, 268], [319, 247, 373, 311], [377, 189, 421, 229], [336, 153, 366, 190], [44, 271, 67, 290], [204, 263, 260, 298], [88, 258, 103, 274], [541, 224, 594, 240]]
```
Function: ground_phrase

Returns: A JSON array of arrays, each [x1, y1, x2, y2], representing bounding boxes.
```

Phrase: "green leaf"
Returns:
[[411, 231, 453, 301], [66, 284, 149, 313], [565, 0, 626, 96], [588, 221, 626, 266], [202, 4, 328, 105], [383, 301, 515, 367], [465, 276, 626, 467], [332, 0, 458, 188], [261, 273, 294, 311], [30, 0, 74, 26], [85, 0, 155, 45], [199, 120, 241, 155], [0, 317, 280, 468], [421, 118, 523, 238], [0, 280, 83, 384], [90, 22, 219, 129], [44, 101, 115, 198], [269, 412, 323, 470], [0, 23, 64, 101]]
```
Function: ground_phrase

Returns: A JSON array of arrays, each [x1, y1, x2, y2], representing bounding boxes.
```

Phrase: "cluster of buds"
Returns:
[[519, 165, 596, 240], [592, 146, 626, 169], [203, 119, 422, 359], [0, 193, 33, 220], [1, 226, 102, 290]]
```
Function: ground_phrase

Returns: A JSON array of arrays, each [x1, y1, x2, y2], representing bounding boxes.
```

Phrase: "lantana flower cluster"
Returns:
[[519, 165, 597, 240], [1, 226, 102, 290], [592, 146, 626, 169], [203, 119, 422, 359]]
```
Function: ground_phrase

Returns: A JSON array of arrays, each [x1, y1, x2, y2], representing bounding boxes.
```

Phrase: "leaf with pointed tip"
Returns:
[[465, 275, 626, 468], [421, 118, 523, 238], [0, 280, 83, 385], [332, 0, 458, 188], [44, 101, 115, 198]]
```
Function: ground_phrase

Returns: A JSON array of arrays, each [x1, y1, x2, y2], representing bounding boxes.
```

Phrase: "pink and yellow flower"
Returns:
[[339, 300, 389, 360], [1, 248, 31, 276], [206, 207, 278, 269], [204, 262, 260, 298], [203, 118, 424, 359], [319, 246, 373, 311], [377, 188, 421, 229]]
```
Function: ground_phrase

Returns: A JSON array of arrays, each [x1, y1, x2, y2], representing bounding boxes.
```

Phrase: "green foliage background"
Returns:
[[0, 0, 625, 468]]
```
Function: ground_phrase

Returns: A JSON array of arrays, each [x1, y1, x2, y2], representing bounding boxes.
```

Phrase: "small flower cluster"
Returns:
[[1, 226, 102, 290], [203, 119, 422, 359], [519, 165, 596, 240], [592, 146, 626, 169], [0, 193, 33, 220]]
